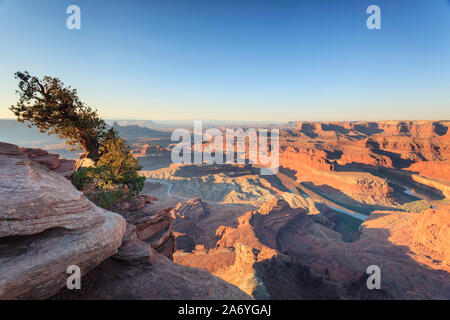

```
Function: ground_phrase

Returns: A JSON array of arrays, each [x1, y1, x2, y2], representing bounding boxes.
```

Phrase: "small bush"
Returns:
[[70, 131, 146, 210], [96, 128, 145, 197], [71, 167, 94, 191], [89, 189, 126, 210], [71, 164, 145, 210]]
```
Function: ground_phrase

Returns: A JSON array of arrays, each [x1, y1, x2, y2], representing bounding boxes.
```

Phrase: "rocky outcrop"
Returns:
[[175, 198, 450, 299], [360, 206, 450, 273], [53, 221, 251, 300], [292, 121, 449, 141], [55, 254, 251, 300], [280, 149, 397, 206], [131, 144, 169, 157], [171, 197, 210, 220], [278, 121, 450, 209], [408, 175, 450, 199], [407, 161, 450, 182], [133, 208, 175, 259], [1, 142, 252, 300], [175, 199, 339, 299], [0, 142, 127, 299], [19, 147, 75, 178], [169, 198, 210, 251], [115, 197, 176, 260]]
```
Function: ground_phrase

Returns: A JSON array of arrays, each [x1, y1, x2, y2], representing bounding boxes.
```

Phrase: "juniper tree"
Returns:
[[10, 71, 106, 160]]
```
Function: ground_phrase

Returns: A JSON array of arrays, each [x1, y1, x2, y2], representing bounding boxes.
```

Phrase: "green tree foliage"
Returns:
[[97, 128, 145, 195], [10, 71, 146, 209], [70, 127, 145, 209], [71, 165, 145, 209], [10, 71, 106, 160], [98, 129, 142, 177]]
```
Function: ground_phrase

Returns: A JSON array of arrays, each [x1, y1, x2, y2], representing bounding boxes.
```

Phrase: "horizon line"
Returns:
[[1, 118, 449, 123]]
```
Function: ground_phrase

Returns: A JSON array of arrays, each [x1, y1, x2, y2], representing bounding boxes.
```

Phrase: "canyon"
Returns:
[[0, 142, 249, 300], [138, 120, 450, 299], [0, 120, 449, 299]]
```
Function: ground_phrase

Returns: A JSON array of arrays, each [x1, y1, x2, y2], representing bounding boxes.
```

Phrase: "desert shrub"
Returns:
[[97, 128, 145, 195], [70, 130, 145, 209], [70, 166, 94, 191], [71, 165, 144, 209], [89, 189, 127, 210]]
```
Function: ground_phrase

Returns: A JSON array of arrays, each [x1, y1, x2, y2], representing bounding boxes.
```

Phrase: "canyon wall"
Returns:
[[279, 121, 450, 206]]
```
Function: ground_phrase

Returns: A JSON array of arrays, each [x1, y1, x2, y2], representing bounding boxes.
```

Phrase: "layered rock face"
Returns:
[[131, 144, 169, 157], [0, 142, 250, 300], [0, 142, 126, 299], [53, 222, 250, 300], [119, 204, 176, 260], [359, 206, 450, 274], [113, 120, 450, 299], [279, 121, 450, 207], [175, 198, 450, 299], [407, 161, 450, 182], [288, 121, 450, 165], [19, 147, 75, 178], [174, 199, 336, 299]]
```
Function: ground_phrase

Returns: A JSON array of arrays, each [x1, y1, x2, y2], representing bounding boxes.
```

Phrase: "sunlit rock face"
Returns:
[[136, 120, 450, 299], [175, 198, 450, 299], [0, 142, 251, 300], [278, 120, 450, 207], [18, 147, 76, 178]]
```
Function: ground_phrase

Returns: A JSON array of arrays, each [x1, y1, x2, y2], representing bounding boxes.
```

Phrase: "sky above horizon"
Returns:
[[0, 0, 449, 122]]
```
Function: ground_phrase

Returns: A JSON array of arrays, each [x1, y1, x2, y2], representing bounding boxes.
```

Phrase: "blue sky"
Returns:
[[0, 0, 449, 121]]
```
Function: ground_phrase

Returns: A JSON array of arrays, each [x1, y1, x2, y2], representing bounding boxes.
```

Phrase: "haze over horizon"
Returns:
[[1, 0, 449, 121]]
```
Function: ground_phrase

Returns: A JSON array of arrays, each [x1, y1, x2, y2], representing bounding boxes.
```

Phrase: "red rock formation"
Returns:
[[0, 142, 126, 299], [1, 142, 250, 300], [175, 198, 450, 299], [19, 147, 76, 178], [53, 221, 250, 300], [279, 120, 450, 206], [131, 144, 169, 157], [360, 206, 450, 273], [115, 199, 176, 260], [407, 161, 450, 182]]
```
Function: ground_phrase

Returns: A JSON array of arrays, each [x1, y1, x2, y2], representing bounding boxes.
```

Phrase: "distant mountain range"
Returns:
[[107, 119, 284, 130], [111, 121, 170, 139]]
